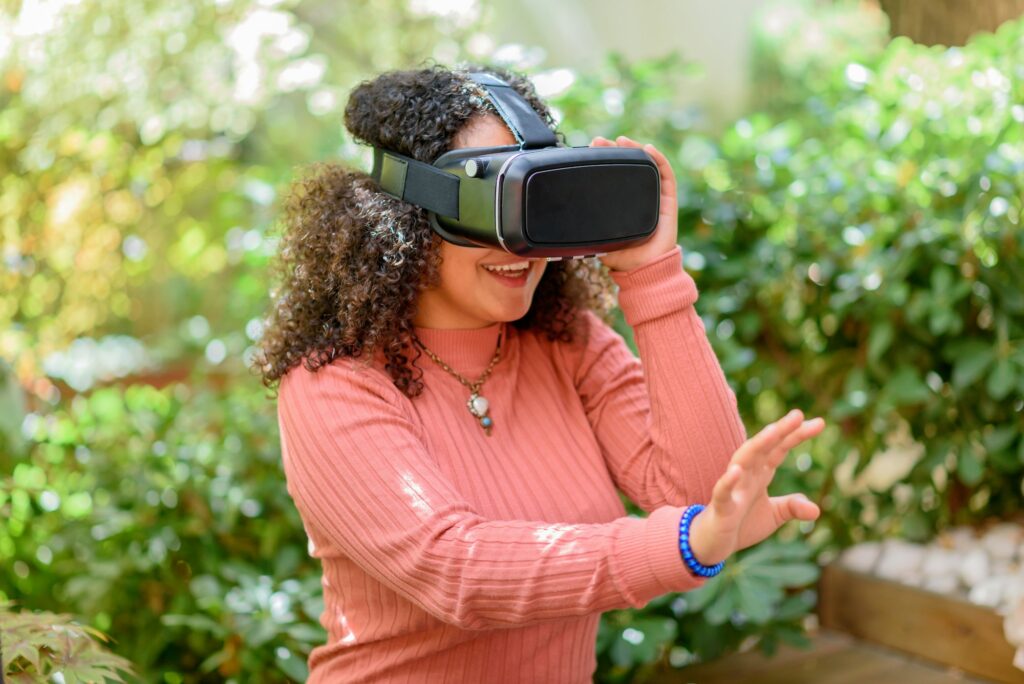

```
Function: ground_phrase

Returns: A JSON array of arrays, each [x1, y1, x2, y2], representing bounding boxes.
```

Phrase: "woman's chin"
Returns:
[[483, 300, 533, 324]]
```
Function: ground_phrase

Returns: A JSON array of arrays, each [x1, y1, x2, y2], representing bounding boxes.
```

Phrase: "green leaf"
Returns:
[[243, 618, 281, 648], [952, 344, 994, 389], [621, 616, 678, 665], [735, 577, 778, 624], [774, 592, 816, 621], [703, 584, 738, 625], [609, 633, 635, 668], [275, 650, 309, 682], [161, 613, 228, 637], [984, 426, 1018, 453], [930, 267, 953, 295], [957, 449, 985, 486], [775, 624, 813, 649], [867, 321, 894, 364], [285, 623, 326, 644], [739, 540, 813, 565], [744, 562, 820, 587], [929, 308, 958, 336], [987, 359, 1017, 400], [884, 366, 931, 405], [684, 577, 723, 613], [901, 511, 931, 541], [0, 359, 26, 457]]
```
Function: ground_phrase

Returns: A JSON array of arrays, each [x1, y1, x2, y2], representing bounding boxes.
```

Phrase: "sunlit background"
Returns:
[[2, 0, 1023, 681]]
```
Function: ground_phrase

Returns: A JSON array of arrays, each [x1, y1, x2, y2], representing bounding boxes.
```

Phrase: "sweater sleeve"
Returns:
[[571, 246, 747, 512], [277, 359, 706, 632]]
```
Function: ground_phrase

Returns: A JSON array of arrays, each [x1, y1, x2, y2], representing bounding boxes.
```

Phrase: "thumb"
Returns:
[[770, 493, 820, 524]]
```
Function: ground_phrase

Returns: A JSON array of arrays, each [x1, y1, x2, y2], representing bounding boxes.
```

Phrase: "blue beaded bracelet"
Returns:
[[678, 504, 725, 578]]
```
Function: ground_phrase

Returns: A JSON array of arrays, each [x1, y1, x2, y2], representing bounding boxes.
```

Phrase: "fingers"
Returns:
[[767, 417, 825, 468], [590, 136, 667, 158], [733, 410, 805, 468], [710, 463, 743, 516], [641, 142, 676, 185], [591, 135, 642, 148], [589, 136, 676, 201], [770, 493, 820, 525]]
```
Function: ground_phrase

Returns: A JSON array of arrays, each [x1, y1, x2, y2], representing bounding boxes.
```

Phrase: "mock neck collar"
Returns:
[[412, 322, 506, 377]]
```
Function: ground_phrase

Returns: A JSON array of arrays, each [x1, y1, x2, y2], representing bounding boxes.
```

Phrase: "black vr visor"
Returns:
[[369, 72, 660, 259]]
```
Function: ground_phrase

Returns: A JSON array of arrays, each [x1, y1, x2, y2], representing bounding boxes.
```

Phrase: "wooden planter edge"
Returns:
[[818, 562, 1024, 683]]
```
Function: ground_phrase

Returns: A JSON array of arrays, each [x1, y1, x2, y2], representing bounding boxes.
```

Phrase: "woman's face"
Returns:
[[413, 113, 548, 329]]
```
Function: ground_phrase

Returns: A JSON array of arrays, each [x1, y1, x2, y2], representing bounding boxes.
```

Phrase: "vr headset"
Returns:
[[369, 72, 660, 259]]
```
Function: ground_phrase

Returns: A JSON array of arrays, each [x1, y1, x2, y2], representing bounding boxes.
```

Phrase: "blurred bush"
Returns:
[[3, 380, 324, 681], [0, 0, 484, 389], [673, 10, 1024, 548]]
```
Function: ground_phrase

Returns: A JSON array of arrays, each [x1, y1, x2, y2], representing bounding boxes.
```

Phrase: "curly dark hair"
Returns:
[[254, 64, 616, 398]]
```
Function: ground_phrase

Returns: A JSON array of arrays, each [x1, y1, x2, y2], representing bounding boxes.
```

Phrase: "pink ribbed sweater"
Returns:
[[277, 246, 747, 682]]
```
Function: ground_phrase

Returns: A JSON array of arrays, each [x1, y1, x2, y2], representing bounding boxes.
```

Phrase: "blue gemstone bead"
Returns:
[[481, 417, 493, 427]]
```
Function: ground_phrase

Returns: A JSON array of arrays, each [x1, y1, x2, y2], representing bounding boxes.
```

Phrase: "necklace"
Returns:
[[412, 326, 503, 436]]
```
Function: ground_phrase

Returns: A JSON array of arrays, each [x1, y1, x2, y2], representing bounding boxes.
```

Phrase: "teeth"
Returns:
[[483, 262, 530, 273]]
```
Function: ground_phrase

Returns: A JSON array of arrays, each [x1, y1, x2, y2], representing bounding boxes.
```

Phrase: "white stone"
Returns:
[[921, 546, 960, 578], [1005, 598, 1024, 645], [1002, 576, 1024, 613], [1003, 598, 1024, 672], [940, 526, 978, 552], [983, 523, 1023, 561], [959, 548, 992, 588], [469, 395, 489, 416], [993, 559, 1016, 576], [839, 542, 882, 574], [901, 572, 925, 588], [875, 540, 926, 581], [922, 575, 960, 595], [969, 576, 1005, 608]]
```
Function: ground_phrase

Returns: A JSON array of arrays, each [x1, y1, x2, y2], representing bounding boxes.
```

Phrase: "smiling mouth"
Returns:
[[482, 261, 531, 276], [481, 261, 532, 286]]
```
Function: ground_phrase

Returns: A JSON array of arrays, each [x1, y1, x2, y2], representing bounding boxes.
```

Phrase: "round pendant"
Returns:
[[468, 394, 489, 418], [468, 393, 493, 435]]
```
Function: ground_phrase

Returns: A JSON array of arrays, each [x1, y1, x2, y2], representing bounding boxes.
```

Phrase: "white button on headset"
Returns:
[[465, 159, 488, 178]]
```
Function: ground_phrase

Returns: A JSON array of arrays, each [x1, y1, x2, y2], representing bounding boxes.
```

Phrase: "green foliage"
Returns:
[[0, 359, 25, 456], [1, 601, 134, 683], [0, 0, 486, 386], [1, 379, 324, 682], [749, 0, 890, 115], [594, 539, 818, 682], [675, 13, 1024, 545]]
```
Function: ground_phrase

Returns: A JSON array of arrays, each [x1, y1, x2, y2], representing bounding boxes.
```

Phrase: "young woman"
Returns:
[[256, 65, 824, 683]]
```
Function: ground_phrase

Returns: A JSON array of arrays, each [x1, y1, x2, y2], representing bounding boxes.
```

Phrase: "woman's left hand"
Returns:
[[589, 136, 679, 273], [686, 410, 825, 567]]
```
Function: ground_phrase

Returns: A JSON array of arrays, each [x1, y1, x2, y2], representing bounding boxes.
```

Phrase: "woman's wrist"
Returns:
[[684, 505, 730, 568]]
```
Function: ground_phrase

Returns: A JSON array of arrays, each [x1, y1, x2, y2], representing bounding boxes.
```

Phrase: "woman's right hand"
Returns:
[[687, 410, 825, 567]]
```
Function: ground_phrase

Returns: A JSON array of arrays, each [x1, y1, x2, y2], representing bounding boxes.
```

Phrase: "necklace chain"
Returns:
[[412, 326, 504, 435]]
